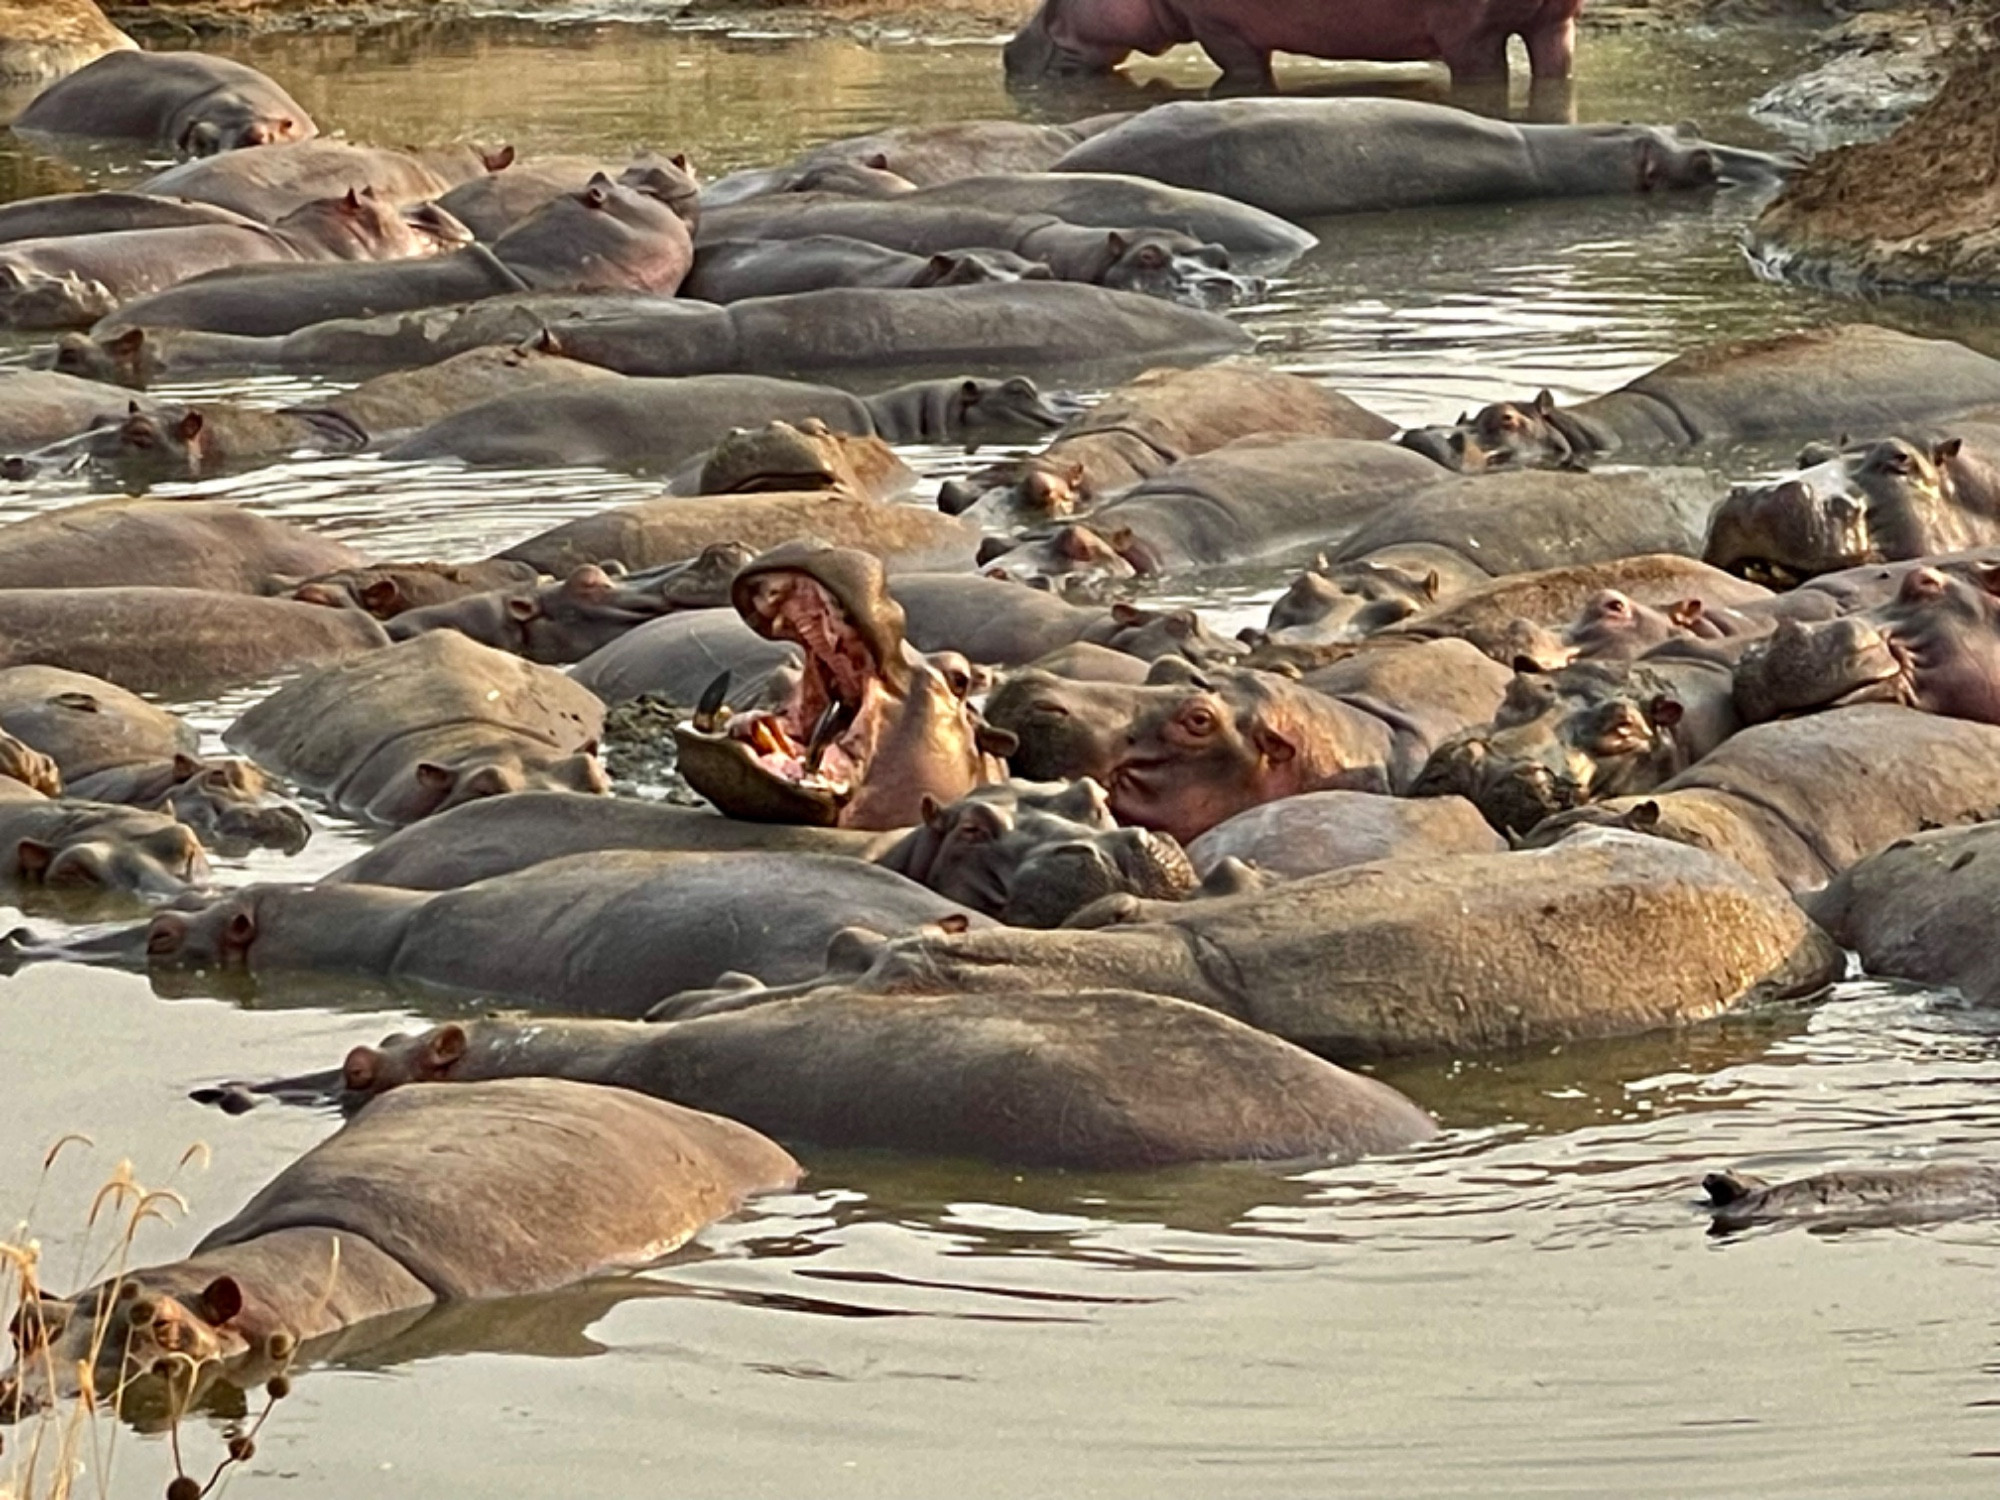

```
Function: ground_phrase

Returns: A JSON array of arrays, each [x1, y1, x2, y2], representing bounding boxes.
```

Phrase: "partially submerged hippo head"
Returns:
[[0, 261, 117, 332], [277, 188, 473, 261], [1086, 600, 1246, 669], [157, 753, 313, 856], [617, 153, 702, 231], [697, 419, 912, 500], [979, 522, 1152, 591], [491, 174, 693, 294], [13, 808, 208, 906], [944, 375, 1075, 443], [1093, 230, 1261, 309], [47, 328, 158, 390], [388, 561, 732, 666], [674, 543, 1008, 828], [1411, 661, 1707, 836], [876, 777, 1196, 927], [937, 454, 1086, 523], [983, 668, 1153, 783], [1704, 438, 1970, 584], [1255, 556, 1447, 646], [1561, 589, 1715, 663], [1002, 0, 1129, 77], [289, 559, 543, 619], [1398, 392, 1593, 473], [910, 249, 1050, 287]]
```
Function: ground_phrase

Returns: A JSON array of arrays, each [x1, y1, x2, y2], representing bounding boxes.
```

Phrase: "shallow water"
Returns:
[[4, 14, 2000, 1498]]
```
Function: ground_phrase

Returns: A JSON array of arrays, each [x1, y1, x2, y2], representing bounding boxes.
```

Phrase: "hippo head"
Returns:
[[388, 562, 712, 666], [950, 376, 1074, 442], [179, 103, 313, 158], [1002, 0, 1129, 77], [674, 543, 1007, 828], [1411, 661, 1699, 836], [787, 156, 918, 199], [48, 328, 157, 390], [619, 153, 702, 232], [911, 249, 1051, 287], [1398, 393, 1588, 473], [1704, 438, 1963, 584], [492, 174, 693, 294], [0, 729, 60, 796], [146, 891, 260, 971], [277, 187, 473, 261], [983, 668, 1158, 783], [1562, 590, 1711, 663], [1867, 563, 2000, 722], [0, 260, 117, 331], [1731, 613, 1906, 724], [698, 420, 908, 499], [343, 1022, 472, 1098], [159, 753, 312, 856], [373, 746, 610, 825], [1088, 600, 1246, 669], [84, 403, 210, 483], [1106, 664, 1339, 845], [937, 454, 1086, 522], [877, 777, 1196, 926], [1257, 557, 1445, 646], [1094, 231, 1262, 310], [980, 523, 1153, 591], [15, 817, 206, 904], [290, 560, 542, 619]]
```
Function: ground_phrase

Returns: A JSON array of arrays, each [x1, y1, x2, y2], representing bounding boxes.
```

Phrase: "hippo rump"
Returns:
[[98, 176, 693, 339], [1050, 100, 1788, 222], [1185, 789, 1505, 881], [139, 140, 509, 223], [0, 1080, 797, 1419], [1403, 326, 2000, 471], [1005, 0, 1582, 88], [0, 499, 358, 593], [133, 850, 989, 1012], [672, 544, 1008, 830], [0, 588, 388, 696], [657, 830, 1840, 1061], [0, 794, 207, 908], [244, 992, 1438, 1170], [224, 632, 607, 827], [1526, 705, 2000, 894], [14, 49, 314, 156], [1704, 1163, 2000, 1234], [1805, 821, 2000, 1005]]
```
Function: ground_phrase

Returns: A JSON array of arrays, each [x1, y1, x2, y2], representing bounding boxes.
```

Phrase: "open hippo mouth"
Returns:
[[674, 548, 905, 825]]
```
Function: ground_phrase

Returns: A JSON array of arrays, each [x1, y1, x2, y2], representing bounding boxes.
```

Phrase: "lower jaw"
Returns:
[[672, 726, 853, 826]]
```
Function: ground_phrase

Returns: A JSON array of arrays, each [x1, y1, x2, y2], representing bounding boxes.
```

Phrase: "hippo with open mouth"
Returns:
[[674, 543, 1009, 829]]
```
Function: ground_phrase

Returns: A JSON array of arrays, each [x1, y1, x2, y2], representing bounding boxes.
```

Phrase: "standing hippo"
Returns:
[[0, 1080, 797, 1420], [674, 544, 1009, 829], [14, 49, 314, 156], [225, 631, 607, 827], [1005, 0, 1583, 89]]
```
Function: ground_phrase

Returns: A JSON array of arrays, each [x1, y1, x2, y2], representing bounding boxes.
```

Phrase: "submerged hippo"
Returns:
[[225, 632, 607, 827], [288, 557, 541, 619], [1005, 0, 1582, 89], [235, 994, 1438, 1170], [0, 1080, 796, 1419], [14, 49, 314, 156], [1704, 431, 2000, 583], [674, 544, 1008, 829], [0, 795, 207, 908], [1806, 820, 2000, 1005], [1704, 1164, 2000, 1234]]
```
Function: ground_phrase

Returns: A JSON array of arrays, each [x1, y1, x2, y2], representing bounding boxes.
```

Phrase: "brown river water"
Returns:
[[5, 15, 2000, 1499]]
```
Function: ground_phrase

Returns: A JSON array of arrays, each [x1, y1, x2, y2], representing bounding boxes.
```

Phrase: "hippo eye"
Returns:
[[1136, 246, 1166, 268], [1180, 706, 1218, 735], [951, 822, 990, 845], [1873, 448, 1917, 476]]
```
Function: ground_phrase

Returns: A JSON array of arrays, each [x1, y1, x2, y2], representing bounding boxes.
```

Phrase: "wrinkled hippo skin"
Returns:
[[674, 544, 1006, 829], [438, 152, 699, 241], [1006, 0, 1581, 88], [225, 632, 607, 828], [1185, 789, 1504, 881], [876, 778, 1196, 926], [140, 851, 986, 1012], [1526, 704, 2000, 893], [15, 49, 314, 157], [1704, 1163, 2000, 1234], [257, 996, 1437, 1170], [0, 499, 358, 593], [0, 1080, 796, 1420]]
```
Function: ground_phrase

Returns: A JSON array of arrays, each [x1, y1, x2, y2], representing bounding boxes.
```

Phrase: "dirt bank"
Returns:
[[1749, 38, 2000, 295]]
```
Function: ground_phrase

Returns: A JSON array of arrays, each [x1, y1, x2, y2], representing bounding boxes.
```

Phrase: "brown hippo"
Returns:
[[674, 544, 1008, 829], [100, 175, 694, 339], [5, 400, 368, 483], [1525, 705, 2000, 893], [235, 993, 1439, 1170], [0, 588, 387, 696], [297, 338, 622, 443], [875, 778, 1197, 926], [1806, 821, 2000, 1005], [1185, 789, 1504, 881], [1704, 430, 2000, 584], [438, 152, 699, 240], [0, 368, 163, 449], [1400, 326, 2000, 470], [568, 607, 801, 710], [766, 120, 1092, 189], [1005, 0, 1582, 88], [133, 850, 987, 1012], [1412, 654, 1740, 836], [1704, 1164, 2000, 1234], [288, 558, 541, 618], [0, 1080, 797, 1420], [14, 49, 313, 156], [139, 139, 509, 222], [224, 632, 607, 828], [1251, 554, 1480, 650], [0, 499, 358, 593], [683, 419, 914, 502], [0, 794, 207, 908], [0, 191, 253, 246]]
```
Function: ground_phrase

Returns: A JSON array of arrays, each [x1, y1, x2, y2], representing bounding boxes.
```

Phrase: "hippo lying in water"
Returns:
[[137, 139, 513, 223], [0, 498, 358, 593], [0, 1079, 796, 1420], [1704, 1164, 2000, 1234], [674, 544, 1008, 829], [14, 49, 315, 157], [1805, 820, 2000, 1005], [0, 793, 208, 910], [685, 235, 1050, 302]]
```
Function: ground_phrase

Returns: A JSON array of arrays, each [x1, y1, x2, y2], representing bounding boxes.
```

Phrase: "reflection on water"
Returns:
[[2, 12, 2000, 1498]]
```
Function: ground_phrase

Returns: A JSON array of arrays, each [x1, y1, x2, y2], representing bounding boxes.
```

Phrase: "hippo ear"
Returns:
[[1973, 562, 2000, 598], [1648, 695, 1685, 729], [414, 762, 456, 795], [1105, 231, 1128, 257], [423, 1024, 468, 1077], [1511, 655, 1547, 675], [170, 752, 202, 784], [1637, 141, 1660, 192], [342, 1045, 380, 1093], [176, 411, 204, 443], [863, 153, 889, 170], [1686, 148, 1717, 183], [109, 329, 147, 358], [1533, 390, 1556, 415], [1934, 437, 1964, 463], [51, 690, 101, 715], [197, 1277, 243, 1328], [1421, 570, 1441, 600], [1668, 599, 1705, 629], [1251, 724, 1296, 766], [1110, 601, 1145, 625], [484, 145, 517, 172], [127, 400, 142, 416], [670, 152, 692, 171], [1626, 800, 1663, 831], [14, 839, 52, 881], [974, 724, 1019, 758], [920, 794, 946, 832], [505, 595, 540, 622], [342, 188, 361, 210], [358, 578, 404, 617], [223, 908, 257, 954]]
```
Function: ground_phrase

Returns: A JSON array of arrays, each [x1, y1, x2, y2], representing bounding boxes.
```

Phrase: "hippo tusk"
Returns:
[[693, 670, 732, 733], [802, 697, 855, 776]]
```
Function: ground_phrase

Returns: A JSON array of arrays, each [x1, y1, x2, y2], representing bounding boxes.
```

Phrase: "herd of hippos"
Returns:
[[6, 29, 2000, 1421]]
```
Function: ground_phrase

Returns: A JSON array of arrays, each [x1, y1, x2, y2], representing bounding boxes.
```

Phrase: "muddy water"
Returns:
[[5, 15, 2000, 1498]]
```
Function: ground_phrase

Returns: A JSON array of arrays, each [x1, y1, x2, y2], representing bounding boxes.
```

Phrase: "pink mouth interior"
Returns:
[[730, 572, 881, 791]]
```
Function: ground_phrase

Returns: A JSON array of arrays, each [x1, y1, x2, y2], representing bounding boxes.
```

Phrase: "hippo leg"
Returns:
[[1525, 15, 1579, 80], [1193, 28, 1276, 93]]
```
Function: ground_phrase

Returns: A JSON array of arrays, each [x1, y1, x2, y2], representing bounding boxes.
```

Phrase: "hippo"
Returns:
[[55, 282, 1250, 386], [0, 189, 471, 330], [438, 152, 699, 240], [383, 371, 1068, 473], [1731, 564, 2000, 726], [1185, 789, 1504, 881], [1400, 326, 2000, 470], [0, 499, 359, 593], [0, 795, 207, 908], [889, 575, 1240, 669], [701, 157, 919, 207], [0, 1080, 797, 1420], [1411, 654, 1740, 836], [100, 176, 694, 339], [1251, 555, 1477, 650], [0, 369, 164, 449], [0, 588, 387, 697], [234, 993, 1438, 1170], [1704, 1164, 2000, 1234], [224, 632, 607, 828], [287, 558, 541, 619], [295, 337, 623, 443], [569, 607, 803, 709], [1807, 820, 2000, 1005], [768, 121, 1094, 189], [500, 490, 982, 579], [1704, 431, 2000, 584], [131, 850, 987, 1011], [875, 778, 1197, 925], [14, 49, 314, 156], [685, 235, 1052, 302], [0, 664, 309, 852], [657, 830, 1839, 1061], [139, 139, 510, 223], [1004, 0, 1582, 89], [942, 361, 1394, 518], [1525, 704, 2000, 893], [681, 419, 914, 502], [0, 191, 256, 247], [1050, 101, 1788, 221], [673, 544, 1008, 829], [384, 555, 745, 666], [6, 400, 369, 483]]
